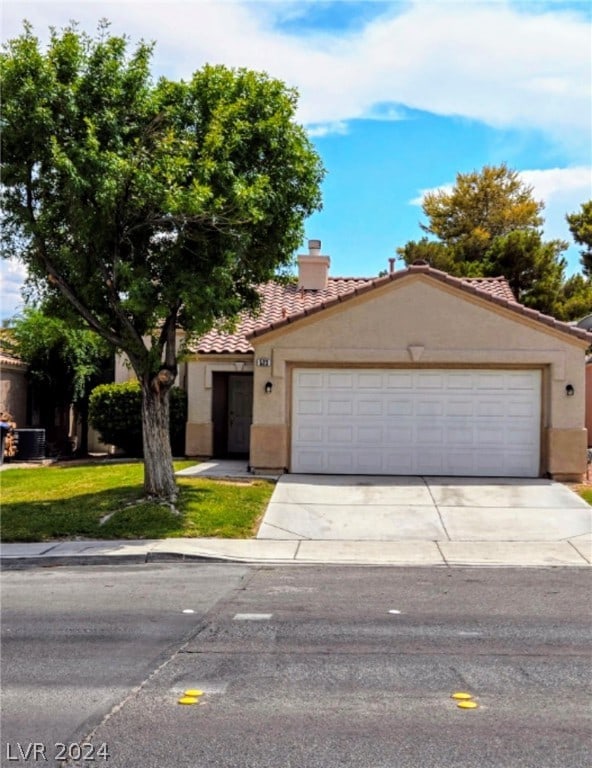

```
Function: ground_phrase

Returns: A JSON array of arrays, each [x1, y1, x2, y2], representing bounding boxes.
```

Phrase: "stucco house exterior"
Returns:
[[179, 240, 592, 481], [586, 358, 592, 449], [0, 351, 28, 426]]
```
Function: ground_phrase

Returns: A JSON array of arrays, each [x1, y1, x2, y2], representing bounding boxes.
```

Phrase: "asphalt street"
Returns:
[[1, 564, 591, 768]]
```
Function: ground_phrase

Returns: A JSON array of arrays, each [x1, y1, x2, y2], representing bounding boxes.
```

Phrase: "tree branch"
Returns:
[[24, 169, 125, 350]]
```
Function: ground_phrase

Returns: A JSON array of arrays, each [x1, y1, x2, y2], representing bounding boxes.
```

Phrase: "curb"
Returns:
[[0, 552, 237, 569], [2, 553, 590, 570]]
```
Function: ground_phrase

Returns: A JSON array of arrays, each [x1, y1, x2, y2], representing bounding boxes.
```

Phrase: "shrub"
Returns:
[[89, 381, 187, 457]]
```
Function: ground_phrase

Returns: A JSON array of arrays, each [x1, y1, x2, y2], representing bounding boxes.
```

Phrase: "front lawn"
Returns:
[[579, 487, 592, 506], [0, 461, 274, 542]]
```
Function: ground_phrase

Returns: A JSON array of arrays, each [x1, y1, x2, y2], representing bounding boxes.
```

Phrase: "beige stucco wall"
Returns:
[[586, 362, 592, 448], [0, 365, 28, 426], [247, 276, 589, 478]]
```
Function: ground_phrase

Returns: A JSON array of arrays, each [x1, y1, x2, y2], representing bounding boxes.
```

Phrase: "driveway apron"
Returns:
[[256, 475, 591, 544]]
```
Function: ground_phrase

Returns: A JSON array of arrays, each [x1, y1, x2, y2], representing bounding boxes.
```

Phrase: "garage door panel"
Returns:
[[418, 452, 446, 473], [508, 372, 540, 389], [327, 372, 353, 388], [418, 425, 442, 444], [292, 369, 541, 476], [417, 372, 445, 389], [475, 399, 505, 416], [294, 449, 326, 472], [446, 400, 474, 416], [327, 399, 353, 416], [327, 425, 354, 443], [358, 399, 383, 416], [476, 373, 507, 390], [385, 425, 414, 443], [326, 452, 355, 472], [446, 372, 475, 390], [357, 426, 380, 443], [417, 400, 444, 416], [384, 451, 414, 473], [447, 425, 474, 444], [296, 425, 323, 442], [297, 372, 324, 388], [358, 451, 385, 472], [358, 373, 383, 389], [296, 399, 323, 416], [386, 373, 413, 388], [506, 400, 537, 417], [386, 399, 413, 416]]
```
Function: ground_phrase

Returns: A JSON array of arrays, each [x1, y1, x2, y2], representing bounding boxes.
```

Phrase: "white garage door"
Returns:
[[291, 368, 541, 476]]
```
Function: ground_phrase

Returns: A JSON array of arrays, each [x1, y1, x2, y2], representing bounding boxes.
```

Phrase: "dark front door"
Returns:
[[227, 375, 253, 454]]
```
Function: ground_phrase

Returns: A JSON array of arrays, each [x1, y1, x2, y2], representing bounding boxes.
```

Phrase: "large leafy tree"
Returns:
[[420, 163, 544, 264], [1, 23, 324, 501], [566, 200, 592, 277]]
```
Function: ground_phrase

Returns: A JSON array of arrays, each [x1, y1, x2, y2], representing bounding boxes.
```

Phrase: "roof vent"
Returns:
[[308, 239, 322, 256], [411, 259, 429, 266]]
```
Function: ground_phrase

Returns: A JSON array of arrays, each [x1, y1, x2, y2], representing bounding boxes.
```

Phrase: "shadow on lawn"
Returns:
[[0, 484, 212, 542]]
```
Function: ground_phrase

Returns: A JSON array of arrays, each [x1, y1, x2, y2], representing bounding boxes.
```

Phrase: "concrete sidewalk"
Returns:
[[2, 463, 590, 568], [1, 535, 590, 568]]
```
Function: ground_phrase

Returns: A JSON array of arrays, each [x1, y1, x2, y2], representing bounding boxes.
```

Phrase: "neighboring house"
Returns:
[[181, 240, 592, 481], [586, 357, 592, 449], [575, 315, 592, 449], [0, 351, 28, 426]]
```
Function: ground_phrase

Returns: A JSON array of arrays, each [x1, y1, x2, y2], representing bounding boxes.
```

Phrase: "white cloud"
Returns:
[[520, 166, 592, 248], [307, 121, 349, 138], [0, 259, 27, 320], [3, 1, 590, 153], [520, 166, 592, 204]]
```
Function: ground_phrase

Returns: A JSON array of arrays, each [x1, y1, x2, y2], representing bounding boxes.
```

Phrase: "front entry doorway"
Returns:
[[212, 373, 253, 457]]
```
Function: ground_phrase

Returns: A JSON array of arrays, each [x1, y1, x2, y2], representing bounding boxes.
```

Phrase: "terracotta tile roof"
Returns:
[[459, 276, 516, 302], [194, 278, 373, 353], [0, 352, 27, 370], [192, 266, 592, 354]]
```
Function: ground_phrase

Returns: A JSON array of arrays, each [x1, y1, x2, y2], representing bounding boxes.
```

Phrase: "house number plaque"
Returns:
[[256, 358, 271, 367]]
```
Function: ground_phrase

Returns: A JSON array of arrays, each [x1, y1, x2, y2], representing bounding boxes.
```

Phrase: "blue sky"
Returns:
[[1, 0, 591, 318]]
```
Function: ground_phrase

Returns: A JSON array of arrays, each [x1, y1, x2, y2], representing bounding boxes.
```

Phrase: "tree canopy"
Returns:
[[396, 164, 592, 318], [566, 200, 592, 277], [1, 23, 324, 500], [421, 163, 544, 264]]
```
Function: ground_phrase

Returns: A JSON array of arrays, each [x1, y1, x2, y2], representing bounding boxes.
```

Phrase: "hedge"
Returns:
[[89, 380, 187, 457]]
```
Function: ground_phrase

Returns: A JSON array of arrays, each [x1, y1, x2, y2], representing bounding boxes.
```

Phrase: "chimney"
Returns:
[[297, 239, 330, 290]]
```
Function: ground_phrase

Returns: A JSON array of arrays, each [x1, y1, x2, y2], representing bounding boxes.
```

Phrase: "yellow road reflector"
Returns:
[[178, 696, 200, 705], [457, 700, 478, 709], [184, 689, 204, 697], [451, 692, 473, 700]]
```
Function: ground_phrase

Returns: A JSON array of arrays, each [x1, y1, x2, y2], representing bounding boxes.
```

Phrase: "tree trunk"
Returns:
[[140, 374, 177, 502]]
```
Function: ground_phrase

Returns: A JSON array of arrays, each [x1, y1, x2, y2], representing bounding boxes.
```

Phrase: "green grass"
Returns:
[[579, 488, 592, 506], [0, 461, 274, 542]]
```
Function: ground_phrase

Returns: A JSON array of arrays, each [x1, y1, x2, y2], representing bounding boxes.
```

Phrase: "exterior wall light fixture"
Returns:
[[565, 384, 575, 397], [265, 381, 273, 394]]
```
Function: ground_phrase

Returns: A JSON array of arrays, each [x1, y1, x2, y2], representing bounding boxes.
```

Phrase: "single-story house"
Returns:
[[181, 240, 592, 481]]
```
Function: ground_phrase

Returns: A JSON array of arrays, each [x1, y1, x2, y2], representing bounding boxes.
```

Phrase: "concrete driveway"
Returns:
[[257, 475, 592, 544]]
